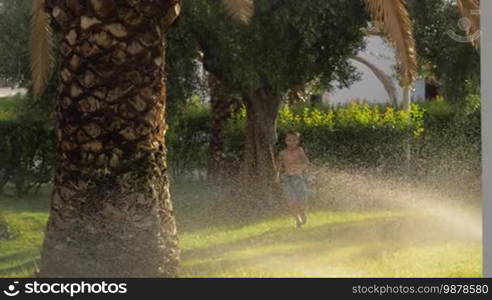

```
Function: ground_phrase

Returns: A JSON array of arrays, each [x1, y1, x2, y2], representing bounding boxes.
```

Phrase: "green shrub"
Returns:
[[217, 103, 424, 172], [412, 96, 481, 178], [167, 98, 480, 178], [0, 94, 22, 121], [0, 120, 55, 195], [167, 101, 212, 178], [222, 103, 425, 170], [0, 110, 16, 121], [419, 96, 455, 118]]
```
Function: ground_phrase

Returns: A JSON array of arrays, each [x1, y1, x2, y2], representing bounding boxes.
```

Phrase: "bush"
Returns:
[[167, 101, 211, 179], [167, 102, 427, 177], [413, 95, 481, 178], [0, 94, 22, 121], [0, 88, 56, 195], [0, 119, 55, 195], [0, 93, 479, 190], [167, 98, 481, 179], [224, 103, 425, 171]]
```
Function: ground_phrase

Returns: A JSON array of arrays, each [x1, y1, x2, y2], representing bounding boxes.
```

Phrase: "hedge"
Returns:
[[0, 98, 480, 193], [166, 102, 430, 176]]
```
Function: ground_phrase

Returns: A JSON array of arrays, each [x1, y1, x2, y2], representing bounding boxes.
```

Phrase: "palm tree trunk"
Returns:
[[39, 0, 181, 277], [402, 86, 411, 110], [208, 74, 240, 179]]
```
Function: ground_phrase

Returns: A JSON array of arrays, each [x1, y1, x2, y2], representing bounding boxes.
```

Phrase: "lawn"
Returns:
[[0, 95, 19, 121], [0, 180, 482, 278]]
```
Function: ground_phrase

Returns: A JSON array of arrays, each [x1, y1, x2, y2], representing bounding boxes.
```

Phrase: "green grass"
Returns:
[[0, 95, 21, 120], [0, 183, 482, 278], [0, 190, 49, 277], [179, 210, 481, 277]]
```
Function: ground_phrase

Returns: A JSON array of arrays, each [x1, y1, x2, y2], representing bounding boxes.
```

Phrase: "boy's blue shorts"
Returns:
[[281, 174, 308, 205]]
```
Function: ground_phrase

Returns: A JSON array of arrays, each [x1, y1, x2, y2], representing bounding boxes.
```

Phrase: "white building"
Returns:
[[323, 36, 425, 107]]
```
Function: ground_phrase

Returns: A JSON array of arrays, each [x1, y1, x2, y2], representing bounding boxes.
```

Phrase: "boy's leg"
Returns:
[[298, 204, 307, 225], [283, 177, 307, 227], [287, 198, 302, 226], [293, 199, 306, 225], [287, 198, 299, 218], [287, 198, 306, 227], [299, 205, 307, 225], [297, 177, 308, 225]]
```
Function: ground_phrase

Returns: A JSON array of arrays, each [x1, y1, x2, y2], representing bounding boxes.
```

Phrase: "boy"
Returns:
[[276, 130, 310, 228]]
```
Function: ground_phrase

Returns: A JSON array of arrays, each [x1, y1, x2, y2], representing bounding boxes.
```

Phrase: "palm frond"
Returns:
[[222, 0, 253, 24], [30, 0, 53, 96], [365, 0, 417, 87], [457, 0, 480, 47]]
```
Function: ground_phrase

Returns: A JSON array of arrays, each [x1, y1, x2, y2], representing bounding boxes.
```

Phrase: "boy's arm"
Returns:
[[275, 151, 284, 182], [299, 147, 310, 173]]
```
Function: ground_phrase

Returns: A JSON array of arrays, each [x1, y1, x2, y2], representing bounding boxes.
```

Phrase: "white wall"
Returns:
[[0, 88, 27, 98], [323, 36, 423, 107]]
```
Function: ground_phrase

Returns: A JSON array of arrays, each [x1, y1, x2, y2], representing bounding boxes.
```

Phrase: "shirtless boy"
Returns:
[[276, 130, 310, 228]]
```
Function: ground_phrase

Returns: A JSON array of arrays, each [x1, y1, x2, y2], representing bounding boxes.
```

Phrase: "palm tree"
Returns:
[[208, 74, 241, 179], [31, 0, 182, 277], [365, 0, 479, 108], [31, 0, 252, 278]]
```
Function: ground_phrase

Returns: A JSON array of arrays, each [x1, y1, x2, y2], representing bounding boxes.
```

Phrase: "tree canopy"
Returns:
[[181, 0, 371, 97], [408, 0, 480, 101], [166, 18, 203, 119], [0, 0, 31, 85]]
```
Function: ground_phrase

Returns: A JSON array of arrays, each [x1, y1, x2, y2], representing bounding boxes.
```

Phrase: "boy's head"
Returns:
[[284, 130, 300, 148]]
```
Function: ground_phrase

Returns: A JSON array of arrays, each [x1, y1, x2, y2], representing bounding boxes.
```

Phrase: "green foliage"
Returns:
[[408, 0, 480, 102], [168, 97, 481, 177], [276, 103, 424, 133], [419, 96, 455, 118], [0, 0, 58, 119], [167, 99, 212, 178], [0, 89, 57, 195], [166, 21, 204, 120], [274, 103, 424, 168], [0, 95, 21, 121], [169, 102, 427, 173], [418, 95, 480, 135], [16, 83, 57, 125], [0, 110, 15, 121], [183, 0, 369, 95], [457, 93, 481, 121], [0, 87, 56, 124], [0, 0, 32, 85], [413, 96, 481, 178], [0, 117, 55, 196], [0, 213, 16, 241]]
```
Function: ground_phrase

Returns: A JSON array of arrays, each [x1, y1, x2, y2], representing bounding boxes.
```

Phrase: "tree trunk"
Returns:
[[402, 86, 412, 110], [353, 56, 398, 106], [241, 89, 282, 208], [208, 74, 240, 179], [402, 86, 412, 173], [39, 0, 181, 277]]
